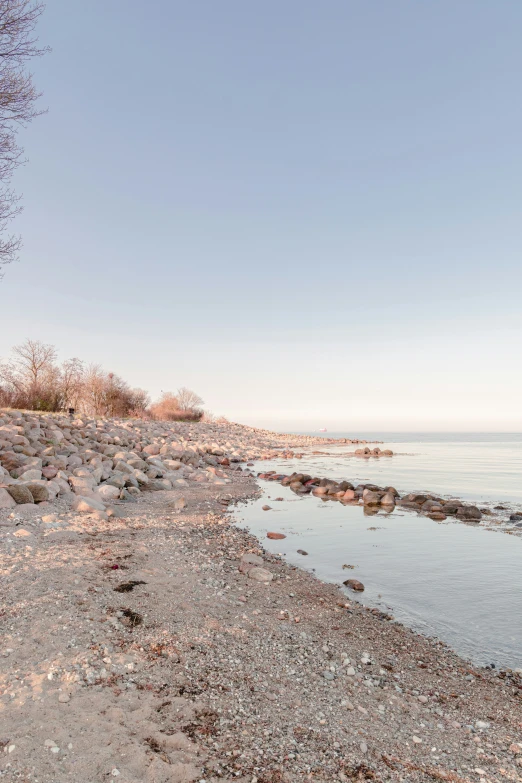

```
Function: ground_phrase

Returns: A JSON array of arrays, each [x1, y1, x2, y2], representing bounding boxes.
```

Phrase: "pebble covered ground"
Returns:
[[0, 413, 521, 782]]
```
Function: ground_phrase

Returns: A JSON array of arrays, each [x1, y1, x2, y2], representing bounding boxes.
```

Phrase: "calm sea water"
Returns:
[[234, 433, 522, 669], [293, 432, 522, 505]]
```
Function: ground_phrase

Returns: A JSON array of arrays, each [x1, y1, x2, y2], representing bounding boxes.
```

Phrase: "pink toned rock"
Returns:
[[342, 489, 356, 501], [312, 486, 328, 496], [344, 579, 365, 592], [42, 466, 58, 479], [267, 531, 286, 540], [380, 492, 396, 508], [142, 444, 160, 455]]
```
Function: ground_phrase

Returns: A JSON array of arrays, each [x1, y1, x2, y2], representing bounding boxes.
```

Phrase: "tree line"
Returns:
[[0, 339, 205, 421]]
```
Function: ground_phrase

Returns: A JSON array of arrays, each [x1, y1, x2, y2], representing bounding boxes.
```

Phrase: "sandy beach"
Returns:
[[1, 414, 521, 782]]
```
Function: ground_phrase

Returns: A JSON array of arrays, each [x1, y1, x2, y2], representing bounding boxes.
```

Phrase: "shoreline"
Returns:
[[1, 412, 522, 781], [2, 473, 522, 782]]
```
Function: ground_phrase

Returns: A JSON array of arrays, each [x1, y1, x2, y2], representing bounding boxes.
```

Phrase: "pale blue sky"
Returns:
[[1, 1, 521, 430]]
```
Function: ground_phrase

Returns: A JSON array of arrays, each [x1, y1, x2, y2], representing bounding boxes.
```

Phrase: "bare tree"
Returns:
[[176, 387, 204, 412], [128, 387, 150, 416], [0, 1, 48, 275], [0, 338, 59, 408], [11, 338, 56, 388], [60, 357, 84, 410], [0, 337, 203, 420], [81, 364, 107, 416]]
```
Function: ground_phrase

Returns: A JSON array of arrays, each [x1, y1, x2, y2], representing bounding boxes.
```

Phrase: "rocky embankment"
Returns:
[[0, 410, 333, 516]]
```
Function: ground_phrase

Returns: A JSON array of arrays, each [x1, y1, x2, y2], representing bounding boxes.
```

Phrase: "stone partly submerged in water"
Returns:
[[362, 489, 382, 506], [267, 531, 286, 540], [344, 579, 365, 592], [380, 491, 396, 508], [312, 486, 329, 496], [456, 505, 482, 521]]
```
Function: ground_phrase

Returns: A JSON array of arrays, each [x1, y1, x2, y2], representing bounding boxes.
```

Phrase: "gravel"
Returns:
[[1, 419, 521, 782]]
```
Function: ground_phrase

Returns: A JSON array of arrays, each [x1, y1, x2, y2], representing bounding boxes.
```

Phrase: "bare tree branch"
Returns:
[[0, 1, 48, 275]]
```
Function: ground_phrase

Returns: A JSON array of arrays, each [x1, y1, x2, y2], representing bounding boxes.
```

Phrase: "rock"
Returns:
[[120, 488, 138, 502], [247, 567, 274, 582], [322, 671, 335, 680], [363, 489, 382, 506], [262, 504, 272, 511], [69, 476, 97, 496], [113, 460, 133, 475], [239, 553, 264, 573], [13, 528, 32, 538], [297, 549, 308, 555], [173, 496, 186, 511], [312, 486, 329, 496], [42, 466, 58, 479], [267, 531, 286, 540], [457, 505, 482, 521], [147, 478, 172, 491], [401, 493, 428, 506], [442, 500, 463, 515], [19, 468, 42, 481], [380, 492, 396, 508], [72, 495, 106, 513], [344, 579, 365, 592], [106, 474, 125, 489], [6, 484, 34, 504], [24, 482, 49, 503], [97, 484, 121, 501]]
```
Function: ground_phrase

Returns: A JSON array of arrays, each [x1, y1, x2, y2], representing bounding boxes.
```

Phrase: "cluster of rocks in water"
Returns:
[[257, 470, 484, 523], [354, 446, 393, 457], [0, 410, 323, 518]]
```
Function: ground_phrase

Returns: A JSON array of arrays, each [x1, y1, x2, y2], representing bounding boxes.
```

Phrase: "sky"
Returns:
[[1, 0, 521, 431]]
